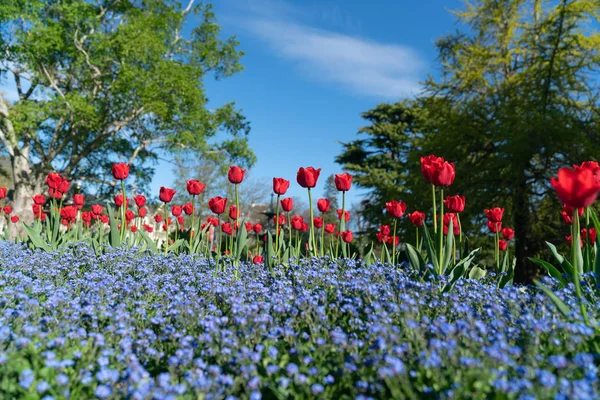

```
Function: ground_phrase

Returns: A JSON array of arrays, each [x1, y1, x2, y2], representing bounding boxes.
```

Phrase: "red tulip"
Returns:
[[3, 206, 12, 215], [253, 223, 262, 233], [208, 196, 228, 215], [112, 163, 130, 180], [281, 198, 293, 212], [229, 205, 239, 220], [91, 204, 103, 215], [32, 194, 45, 205], [582, 228, 597, 244], [502, 228, 515, 240], [296, 167, 321, 189], [134, 195, 146, 208], [185, 180, 205, 196], [551, 167, 600, 209], [386, 200, 407, 218], [183, 203, 194, 215], [159, 187, 176, 203], [386, 236, 399, 246], [336, 209, 350, 222], [125, 210, 135, 221], [130, 225, 137, 233], [100, 215, 109, 224], [334, 173, 352, 192], [60, 205, 78, 220], [301, 222, 309, 232], [228, 166, 246, 184], [421, 155, 456, 187], [498, 239, 508, 251], [10, 215, 18, 223], [379, 225, 391, 236], [253, 255, 264, 264], [114, 195, 128, 208], [487, 221, 502, 233], [73, 194, 84, 207], [46, 172, 63, 189], [177, 215, 185, 225], [484, 207, 504, 223], [154, 214, 163, 223], [444, 195, 465, 213], [574, 161, 600, 183], [341, 230, 353, 243], [143, 224, 154, 233], [313, 217, 323, 228], [273, 178, 290, 195], [171, 205, 182, 217], [408, 211, 426, 227], [376, 232, 387, 243], [317, 198, 331, 213], [58, 179, 70, 194], [222, 222, 233, 235], [138, 207, 147, 218], [207, 217, 219, 226], [0, 187, 6, 199], [325, 224, 336, 234], [291, 215, 304, 231], [560, 210, 573, 225], [273, 214, 286, 226]]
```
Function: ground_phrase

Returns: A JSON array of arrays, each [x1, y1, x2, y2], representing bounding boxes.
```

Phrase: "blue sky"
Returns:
[[1, 0, 463, 206], [187, 0, 463, 206]]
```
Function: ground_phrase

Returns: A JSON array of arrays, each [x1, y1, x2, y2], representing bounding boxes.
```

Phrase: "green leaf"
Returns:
[[106, 203, 121, 248], [422, 223, 439, 273], [545, 241, 574, 276], [364, 242, 375, 265], [22, 223, 51, 252], [529, 257, 567, 287], [234, 219, 248, 260], [139, 230, 158, 253], [468, 265, 487, 280], [588, 209, 600, 277], [533, 280, 571, 317], [442, 218, 454, 273], [405, 243, 426, 272], [442, 248, 481, 292]]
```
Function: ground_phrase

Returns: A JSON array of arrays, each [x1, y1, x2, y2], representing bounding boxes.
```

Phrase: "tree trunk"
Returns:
[[11, 143, 42, 226], [513, 169, 537, 284]]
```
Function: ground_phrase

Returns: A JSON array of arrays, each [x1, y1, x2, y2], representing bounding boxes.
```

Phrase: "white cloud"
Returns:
[[234, 1, 425, 98]]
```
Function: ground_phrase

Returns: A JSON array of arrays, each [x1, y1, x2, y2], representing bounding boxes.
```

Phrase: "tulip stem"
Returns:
[[308, 189, 317, 257], [495, 230, 500, 272], [190, 195, 195, 251], [321, 212, 325, 257], [457, 213, 463, 257], [120, 180, 126, 243], [336, 191, 346, 259], [275, 194, 280, 260], [235, 183, 240, 258], [415, 227, 419, 251], [572, 209, 589, 324], [392, 219, 397, 266], [438, 188, 444, 273], [432, 185, 437, 234], [164, 205, 168, 256]]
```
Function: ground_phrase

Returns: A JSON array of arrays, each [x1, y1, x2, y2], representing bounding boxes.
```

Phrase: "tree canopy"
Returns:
[[337, 0, 600, 282], [0, 0, 254, 215]]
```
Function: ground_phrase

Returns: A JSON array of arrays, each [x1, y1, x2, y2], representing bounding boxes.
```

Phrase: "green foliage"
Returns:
[[0, 0, 253, 197], [337, 0, 600, 282]]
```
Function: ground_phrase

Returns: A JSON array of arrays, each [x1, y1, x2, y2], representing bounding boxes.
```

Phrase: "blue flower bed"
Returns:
[[0, 242, 597, 399]]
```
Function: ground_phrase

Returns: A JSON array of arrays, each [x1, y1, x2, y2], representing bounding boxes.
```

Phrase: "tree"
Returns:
[[338, 0, 600, 282], [0, 0, 254, 218], [336, 102, 430, 236]]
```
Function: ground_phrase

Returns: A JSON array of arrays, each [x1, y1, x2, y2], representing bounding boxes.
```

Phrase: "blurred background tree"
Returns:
[[337, 0, 600, 282], [0, 0, 254, 219]]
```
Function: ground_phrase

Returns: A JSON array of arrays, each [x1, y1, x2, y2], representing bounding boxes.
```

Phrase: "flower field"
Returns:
[[0, 158, 599, 399], [0, 242, 598, 399]]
